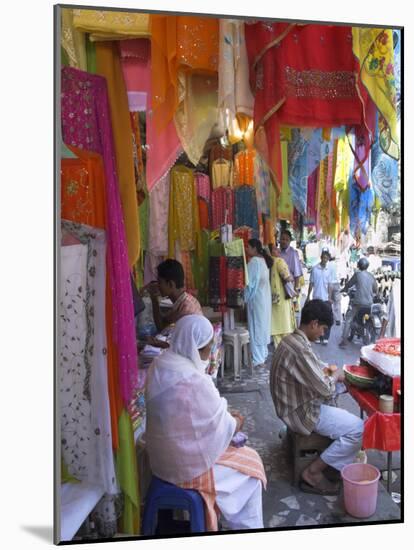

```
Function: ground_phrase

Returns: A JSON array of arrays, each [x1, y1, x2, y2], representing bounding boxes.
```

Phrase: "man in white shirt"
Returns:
[[366, 246, 382, 274], [306, 249, 334, 344]]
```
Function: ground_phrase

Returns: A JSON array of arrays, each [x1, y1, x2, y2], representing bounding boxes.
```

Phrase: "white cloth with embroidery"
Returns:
[[60, 227, 117, 496]]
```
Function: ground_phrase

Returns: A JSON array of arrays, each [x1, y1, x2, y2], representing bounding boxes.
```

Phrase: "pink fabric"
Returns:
[[195, 172, 211, 203], [119, 38, 150, 60], [119, 40, 182, 192], [61, 67, 138, 405], [211, 188, 235, 230]]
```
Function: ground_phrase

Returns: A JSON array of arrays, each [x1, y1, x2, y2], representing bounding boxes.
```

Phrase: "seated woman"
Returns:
[[145, 315, 267, 531]]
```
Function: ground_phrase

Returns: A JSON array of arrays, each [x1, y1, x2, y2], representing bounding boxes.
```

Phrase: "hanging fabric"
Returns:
[[254, 153, 271, 217], [234, 185, 260, 235], [168, 165, 200, 257], [352, 27, 399, 159], [234, 149, 255, 186], [95, 41, 140, 267], [72, 9, 150, 41], [60, 222, 118, 496], [61, 8, 87, 70], [218, 19, 254, 141], [61, 67, 138, 406], [288, 129, 308, 215], [277, 142, 294, 223], [371, 114, 399, 208], [211, 187, 235, 230], [148, 173, 170, 256]]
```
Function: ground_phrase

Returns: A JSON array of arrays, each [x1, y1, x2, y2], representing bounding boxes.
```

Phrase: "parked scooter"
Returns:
[[342, 288, 387, 345]]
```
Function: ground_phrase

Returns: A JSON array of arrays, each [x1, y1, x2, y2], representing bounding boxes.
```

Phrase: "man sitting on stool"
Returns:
[[270, 300, 364, 495]]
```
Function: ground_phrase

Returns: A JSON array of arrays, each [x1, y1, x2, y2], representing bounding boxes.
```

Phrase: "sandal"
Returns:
[[299, 476, 340, 496]]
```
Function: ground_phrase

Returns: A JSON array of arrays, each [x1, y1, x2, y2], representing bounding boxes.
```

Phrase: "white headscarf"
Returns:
[[170, 314, 214, 372]]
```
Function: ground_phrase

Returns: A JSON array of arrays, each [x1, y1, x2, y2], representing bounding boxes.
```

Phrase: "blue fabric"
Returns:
[[244, 257, 271, 366], [288, 129, 308, 215], [234, 185, 259, 236], [350, 183, 375, 236], [372, 113, 399, 208]]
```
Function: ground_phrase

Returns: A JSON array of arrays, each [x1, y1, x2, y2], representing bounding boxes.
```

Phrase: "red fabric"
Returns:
[[198, 199, 210, 229], [363, 412, 401, 452], [347, 386, 401, 452], [245, 23, 363, 189]]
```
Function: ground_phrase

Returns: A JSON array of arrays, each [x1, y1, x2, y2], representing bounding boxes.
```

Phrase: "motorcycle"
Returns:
[[342, 288, 386, 345]]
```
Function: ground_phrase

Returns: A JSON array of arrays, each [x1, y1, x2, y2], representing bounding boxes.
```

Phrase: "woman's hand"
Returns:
[[231, 411, 245, 432]]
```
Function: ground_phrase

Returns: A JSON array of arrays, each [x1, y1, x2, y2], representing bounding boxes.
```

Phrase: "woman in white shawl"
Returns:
[[145, 315, 266, 531]]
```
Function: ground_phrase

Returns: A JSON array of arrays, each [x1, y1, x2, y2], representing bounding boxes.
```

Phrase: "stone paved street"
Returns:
[[217, 321, 401, 529]]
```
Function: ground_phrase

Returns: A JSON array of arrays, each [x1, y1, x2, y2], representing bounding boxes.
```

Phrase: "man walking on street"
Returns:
[[306, 249, 334, 344]]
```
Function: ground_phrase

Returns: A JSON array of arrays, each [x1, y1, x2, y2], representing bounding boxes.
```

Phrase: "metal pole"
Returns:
[[387, 451, 392, 493]]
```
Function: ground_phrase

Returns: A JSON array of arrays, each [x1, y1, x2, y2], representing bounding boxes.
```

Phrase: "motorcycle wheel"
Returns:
[[363, 323, 373, 346]]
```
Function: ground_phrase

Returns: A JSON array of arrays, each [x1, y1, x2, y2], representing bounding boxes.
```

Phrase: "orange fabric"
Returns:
[[61, 146, 106, 228], [95, 41, 140, 267], [198, 199, 210, 230], [151, 14, 219, 133], [233, 149, 256, 186], [179, 445, 267, 531], [61, 145, 122, 450]]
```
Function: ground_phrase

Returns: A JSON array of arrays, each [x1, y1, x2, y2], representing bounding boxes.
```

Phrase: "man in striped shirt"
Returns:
[[270, 300, 364, 495]]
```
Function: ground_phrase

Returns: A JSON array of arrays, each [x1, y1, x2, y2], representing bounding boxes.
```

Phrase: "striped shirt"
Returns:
[[270, 329, 336, 435]]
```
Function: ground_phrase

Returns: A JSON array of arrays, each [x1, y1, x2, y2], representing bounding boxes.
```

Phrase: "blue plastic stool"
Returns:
[[142, 476, 206, 535]]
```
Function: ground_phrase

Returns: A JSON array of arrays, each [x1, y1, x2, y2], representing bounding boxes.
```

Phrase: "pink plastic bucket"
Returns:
[[341, 463, 381, 518]]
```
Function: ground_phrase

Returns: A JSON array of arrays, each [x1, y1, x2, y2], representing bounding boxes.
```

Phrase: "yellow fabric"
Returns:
[[95, 42, 140, 266], [334, 136, 352, 193], [174, 73, 219, 166], [116, 409, 140, 535], [61, 8, 87, 70], [168, 165, 200, 257], [270, 257, 295, 337], [212, 159, 233, 188], [322, 127, 332, 142], [72, 9, 150, 39], [277, 141, 293, 222], [352, 27, 399, 159]]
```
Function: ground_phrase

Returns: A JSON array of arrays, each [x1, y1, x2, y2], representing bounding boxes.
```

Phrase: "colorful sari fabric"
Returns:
[[277, 142, 294, 222], [254, 153, 271, 217], [148, 173, 170, 256], [151, 14, 219, 132], [234, 185, 260, 235], [246, 23, 362, 189], [211, 159, 233, 189], [61, 146, 106, 228], [195, 173, 211, 203], [288, 129, 308, 215], [61, 8, 87, 70], [233, 149, 255, 186], [61, 67, 138, 406], [371, 115, 399, 208], [352, 27, 399, 159], [218, 19, 254, 141], [350, 182, 375, 236], [95, 41, 140, 267], [151, 14, 220, 163], [130, 112, 145, 203], [168, 165, 200, 256], [305, 168, 318, 225], [211, 187, 235, 230], [72, 9, 150, 41]]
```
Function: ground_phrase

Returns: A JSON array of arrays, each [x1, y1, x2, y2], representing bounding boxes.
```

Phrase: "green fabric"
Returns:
[[208, 239, 224, 257], [61, 458, 80, 484], [86, 35, 97, 74], [223, 238, 249, 285], [139, 195, 149, 252], [61, 46, 70, 67], [192, 230, 210, 306], [116, 409, 140, 535]]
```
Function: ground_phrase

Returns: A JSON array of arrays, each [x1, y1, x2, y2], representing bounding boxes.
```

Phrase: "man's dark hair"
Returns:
[[300, 299, 333, 327], [281, 229, 292, 240], [157, 259, 185, 289]]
